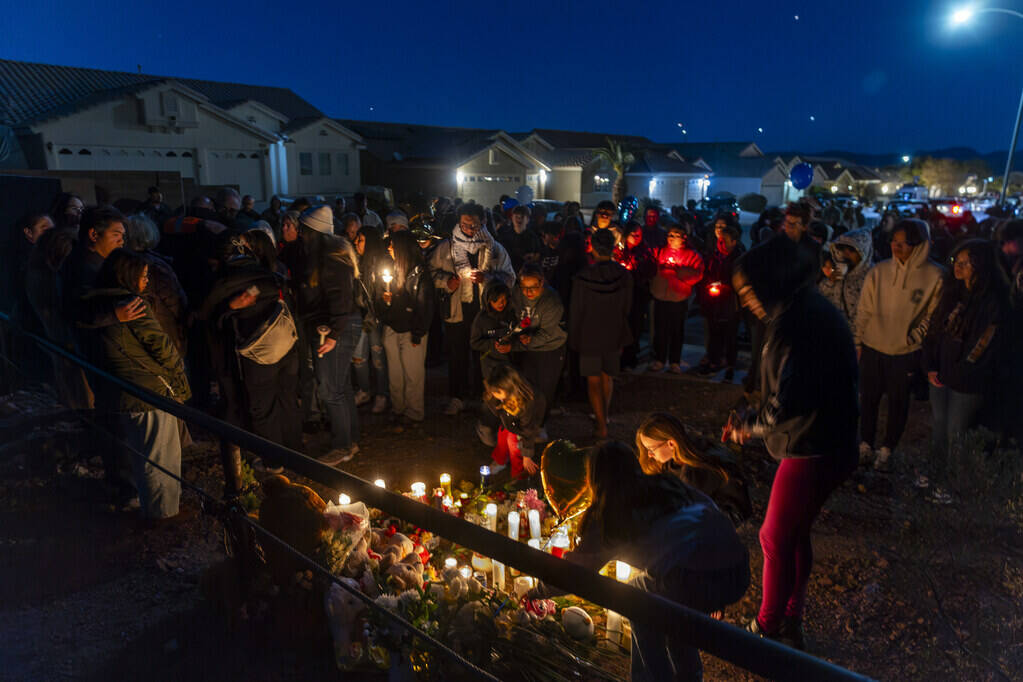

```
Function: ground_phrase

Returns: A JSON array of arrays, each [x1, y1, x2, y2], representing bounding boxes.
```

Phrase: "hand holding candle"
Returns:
[[316, 325, 333, 358]]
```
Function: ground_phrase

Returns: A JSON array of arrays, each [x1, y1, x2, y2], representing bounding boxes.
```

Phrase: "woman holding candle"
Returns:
[[649, 225, 704, 373], [529, 441, 749, 681], [635, 412, 751, 526], [379, 231, 434, 427], [483, 364, 545, 480]]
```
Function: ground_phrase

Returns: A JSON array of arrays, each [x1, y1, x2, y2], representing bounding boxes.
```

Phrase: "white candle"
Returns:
[[485, 503, 498, 532], [439, 473, 452, 498], [338, 493, 351, 505], [459, 565, 472, 579], [493, 561, 506, 591], [606, 610, 623, 643], [527, 539, 541, 551], [381, 269, 393, 293], [507, 511, 520, 540], [615, 561, 632, 583], [471, 552, 492, 573], [374, 479, 386, 488], [513, 576, 534, 599], [528, 509, 541, 540], [444, 557, 458, 569], [411, 482, 426, 500]]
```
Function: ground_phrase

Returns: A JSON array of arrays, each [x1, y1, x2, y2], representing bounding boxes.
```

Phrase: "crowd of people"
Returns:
[[4, 180, 1023, 680]]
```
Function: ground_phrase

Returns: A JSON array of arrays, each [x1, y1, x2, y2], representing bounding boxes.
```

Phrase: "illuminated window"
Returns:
[[593, 175, 611, 192]]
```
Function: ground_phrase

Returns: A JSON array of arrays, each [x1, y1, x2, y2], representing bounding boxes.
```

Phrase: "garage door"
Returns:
[[207, 151, 265, 201], [461, 176, 519, 208]]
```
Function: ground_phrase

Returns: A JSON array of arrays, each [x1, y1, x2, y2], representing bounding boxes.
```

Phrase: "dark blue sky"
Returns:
[[5, 0, 1021, 153]]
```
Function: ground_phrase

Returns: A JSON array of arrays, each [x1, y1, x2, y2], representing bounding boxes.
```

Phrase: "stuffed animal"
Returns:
[[259, 475, 329, 583], [386, 560, 424, 591], [324, 578, 367, 670], [561, 606, 594, 640]]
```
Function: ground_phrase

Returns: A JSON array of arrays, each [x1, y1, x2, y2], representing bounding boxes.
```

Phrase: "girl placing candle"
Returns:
[[528, 441, 749, 682], [483, 364, 545, 480]]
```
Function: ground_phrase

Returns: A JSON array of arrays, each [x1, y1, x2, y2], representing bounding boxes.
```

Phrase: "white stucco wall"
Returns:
[[547, 168, 581, 203], [457, 147, 532, 207], [284, 122, 361, 197]]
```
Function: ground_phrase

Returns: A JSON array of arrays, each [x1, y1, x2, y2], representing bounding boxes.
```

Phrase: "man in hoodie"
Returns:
[[818, 227, 873, 327], [570, 229, 633, 438], [854, 219, 943, 470]]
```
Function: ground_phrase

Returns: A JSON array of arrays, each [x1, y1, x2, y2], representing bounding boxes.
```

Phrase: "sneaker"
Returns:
[[475, 421, 497, 447], [355, 390, 371, 407], [648, 361, 664, 372], [873, 446, 892, 472], [668, 363, 683, 375], [371, 395, 388, 414], [443, 398, 464, 416], [318, 446, 358, 466], [858, 441, 874, 465], [489, 462, 508, 475], [251, 457, 285, 475]]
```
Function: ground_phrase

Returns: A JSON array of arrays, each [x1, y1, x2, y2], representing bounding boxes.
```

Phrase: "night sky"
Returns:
[[5, 0, 1021, 154]]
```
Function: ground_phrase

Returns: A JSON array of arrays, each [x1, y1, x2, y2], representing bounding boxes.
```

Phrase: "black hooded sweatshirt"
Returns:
[[569, 259, 633, 354]]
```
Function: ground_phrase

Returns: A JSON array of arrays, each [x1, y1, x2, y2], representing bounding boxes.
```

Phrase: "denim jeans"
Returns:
[[929, 384, 985, 457], [353, 324, 389, 397], [313, 316, 361, 449]]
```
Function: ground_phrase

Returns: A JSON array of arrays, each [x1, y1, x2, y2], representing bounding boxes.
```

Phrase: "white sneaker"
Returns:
[[443, 398, 464, 416], [355, 390, 371, 407], [648, 361, 664, 372], [371, 395, 388, 414], [873, 446, 892, 472], [858, 441, 874, 465]]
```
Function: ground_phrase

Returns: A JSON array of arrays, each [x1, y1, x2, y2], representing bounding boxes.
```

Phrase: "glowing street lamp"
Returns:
[[901, 155, 911, 164], [949, 5, 1023, 206]]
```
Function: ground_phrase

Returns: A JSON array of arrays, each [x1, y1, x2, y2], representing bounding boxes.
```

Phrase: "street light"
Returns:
[[950, 5, 1023, 206]]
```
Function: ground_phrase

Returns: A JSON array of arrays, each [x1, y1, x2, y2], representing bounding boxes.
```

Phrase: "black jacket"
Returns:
[[281, 232, 355, 340], [569, 260, 633, 354], [497, 225, 543, 272], [924, 291, 1005, 395], [698, 243, 745, 321], [747, 287, 858, 465], [378, 265, 434, 343], [470, 305, 517, 379]]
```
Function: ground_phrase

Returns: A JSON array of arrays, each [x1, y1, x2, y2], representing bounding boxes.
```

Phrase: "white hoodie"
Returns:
[[854, 239, 944, 356]]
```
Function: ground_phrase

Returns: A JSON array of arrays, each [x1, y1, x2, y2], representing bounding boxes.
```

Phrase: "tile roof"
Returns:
[[0, 58, 323, 127], [628, 149, 708, 175], [339, 119, 518, 166]]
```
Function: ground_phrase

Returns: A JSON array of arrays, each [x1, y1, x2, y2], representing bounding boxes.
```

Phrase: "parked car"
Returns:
[[885, 200, 929, 218], [693, 193, 740, 222], [930, 197, 969, 232]]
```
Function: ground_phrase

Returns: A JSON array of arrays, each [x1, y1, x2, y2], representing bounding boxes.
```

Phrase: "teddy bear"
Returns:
[[324, 578, 367, 670], [385, 559, 424, 591]]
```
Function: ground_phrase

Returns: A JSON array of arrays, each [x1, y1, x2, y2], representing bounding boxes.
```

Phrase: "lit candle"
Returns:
[[442, 495, 453, 510], [316, 325, 331, 358], [551, 531, 570, 559], [485, 503, 498, 532], [444, 557, 458, 570], [513, 576, 534, 599], [411, 482, 426, 500], [459, 565, 472, 579], [507, 511, 520, 540], [615, 561, 632, 583], [381, 269, 393, 293], [338, 493, 351, 505], [493, 561, 506, 591], [374, 479, 386, 488], [439, 473, 452, 498], [528, 509, 541, 540], [479, 465, 491, 488]]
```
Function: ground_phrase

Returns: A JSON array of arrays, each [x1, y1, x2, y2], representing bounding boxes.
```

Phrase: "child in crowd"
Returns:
[[471, 282, 518, 446], [483, 364, 545, 479]]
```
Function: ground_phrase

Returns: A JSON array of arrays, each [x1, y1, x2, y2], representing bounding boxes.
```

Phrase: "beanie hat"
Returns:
[[299, 205, 334, 234], [386, 211, 409, 230]]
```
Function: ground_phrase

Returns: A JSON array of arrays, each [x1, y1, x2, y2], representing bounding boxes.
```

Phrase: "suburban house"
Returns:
[[667, 141, 778, 200], [515, 129, 712, 207], [338, 120, 551, 209], [0, 59, 364, 202]]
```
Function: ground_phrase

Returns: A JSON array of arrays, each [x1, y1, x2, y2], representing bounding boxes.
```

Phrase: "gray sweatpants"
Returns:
[[120, 410, 182, 519]]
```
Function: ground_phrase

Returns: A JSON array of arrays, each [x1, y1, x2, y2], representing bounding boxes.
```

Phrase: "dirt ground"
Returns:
[[1, 362, 1021, 681]]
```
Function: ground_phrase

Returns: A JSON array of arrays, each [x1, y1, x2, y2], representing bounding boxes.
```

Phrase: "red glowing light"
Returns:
[[708, 282, 722, 296]]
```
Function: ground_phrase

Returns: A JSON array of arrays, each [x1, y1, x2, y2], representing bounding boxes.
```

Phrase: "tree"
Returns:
[[594, 138, 635, 206], [738, 193, 768, 213]]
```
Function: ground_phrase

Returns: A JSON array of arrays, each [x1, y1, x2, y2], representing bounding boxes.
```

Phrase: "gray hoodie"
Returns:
[[819, 228, 873, 325]]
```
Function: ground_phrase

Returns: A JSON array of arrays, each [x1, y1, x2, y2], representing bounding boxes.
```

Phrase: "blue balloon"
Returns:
[[502, 197, 519, 212], [790, 163, 814, 190]]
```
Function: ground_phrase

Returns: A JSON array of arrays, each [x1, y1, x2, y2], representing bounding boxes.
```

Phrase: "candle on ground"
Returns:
[[338, 493, 351, 505], [440, 473, 452, 498], [507, 511, 520, 540], [528, 509, 541, 540], [485, 503, 498, 532], [374, 479, 386, 488], [411, 482, 426, 500]]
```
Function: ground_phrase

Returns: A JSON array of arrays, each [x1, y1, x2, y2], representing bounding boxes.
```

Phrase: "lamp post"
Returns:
[[951, 6, 1023, 206]]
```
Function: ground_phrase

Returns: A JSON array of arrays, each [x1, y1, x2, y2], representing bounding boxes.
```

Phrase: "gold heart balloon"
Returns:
[[540, 440, 591, 521]]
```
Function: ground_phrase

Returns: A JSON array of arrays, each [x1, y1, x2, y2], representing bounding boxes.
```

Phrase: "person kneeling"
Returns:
[[483, 364, 545, 480]]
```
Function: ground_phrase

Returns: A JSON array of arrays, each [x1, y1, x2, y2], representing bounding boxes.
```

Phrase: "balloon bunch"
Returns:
[[618, 195, 638, 225]]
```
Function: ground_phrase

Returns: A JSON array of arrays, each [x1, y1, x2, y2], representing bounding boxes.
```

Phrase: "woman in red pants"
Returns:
[[723, 235, 858, 649], [483, 364, 546, 480]]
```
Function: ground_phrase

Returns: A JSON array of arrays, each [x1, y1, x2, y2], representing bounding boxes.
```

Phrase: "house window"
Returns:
[[593, 175, 611, 192], [337, 153, 349, 176], [319, 152, 332, 175], [299, 152, 313, 176], [489, 149, 499, 165]]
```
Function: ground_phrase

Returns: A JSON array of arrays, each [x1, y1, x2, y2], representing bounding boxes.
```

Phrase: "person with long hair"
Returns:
[[86, 249, 190, 520], [636, 412, 751, 525], [924, 239, 1009, 458], [352, 225, 390, 414], [49, 192, 84, 230], [483, 364, 545, 479], [530, 441, 748, 681], [379, 230, 434, 427], [725, 235, 858, 649]]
